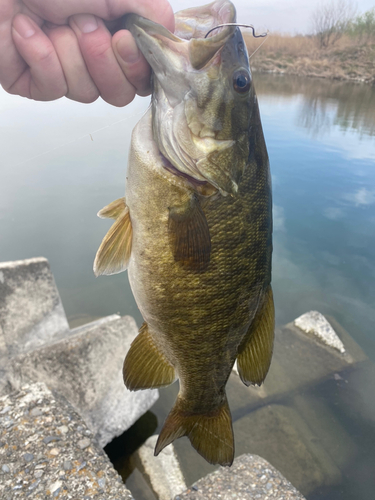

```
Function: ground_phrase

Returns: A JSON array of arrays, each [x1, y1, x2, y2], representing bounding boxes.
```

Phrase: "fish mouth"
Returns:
[[125, 1, 244, 197], [125, 0, 237, 70]]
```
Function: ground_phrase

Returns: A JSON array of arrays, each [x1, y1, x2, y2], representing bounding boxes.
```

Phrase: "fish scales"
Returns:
[[94, 0, 274, 466], [129, 121, 269, 382]]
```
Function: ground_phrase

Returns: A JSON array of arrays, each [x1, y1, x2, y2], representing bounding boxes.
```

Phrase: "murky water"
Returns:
[[1, 74, 375, 498]]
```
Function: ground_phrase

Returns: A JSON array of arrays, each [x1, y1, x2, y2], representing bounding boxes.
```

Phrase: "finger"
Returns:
[[10, 14, 67, 100], [70, 14, 136, 107], [112, 29, 151, 97], [43, 23, 100, 103], [0, 5, 43, 91], [0, 11, 25, 90], [24, 0, 175, 30]]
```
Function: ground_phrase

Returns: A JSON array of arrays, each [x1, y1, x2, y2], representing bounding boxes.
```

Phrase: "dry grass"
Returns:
[[245, 32, 316, 57], [243, 32, 375, 85]]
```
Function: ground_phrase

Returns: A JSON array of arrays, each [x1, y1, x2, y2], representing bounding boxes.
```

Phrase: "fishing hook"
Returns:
[[204, 23, 267, 39]]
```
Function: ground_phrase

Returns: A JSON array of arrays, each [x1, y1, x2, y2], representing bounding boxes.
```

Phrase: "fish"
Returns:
[[94, 0, 274, 466]]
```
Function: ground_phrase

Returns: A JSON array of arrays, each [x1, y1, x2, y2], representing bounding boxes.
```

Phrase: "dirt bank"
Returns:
[[244, 33, 375, 85]]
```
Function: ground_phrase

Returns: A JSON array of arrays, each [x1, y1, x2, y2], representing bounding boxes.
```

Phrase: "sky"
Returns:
[[170, 0, 375, 34]]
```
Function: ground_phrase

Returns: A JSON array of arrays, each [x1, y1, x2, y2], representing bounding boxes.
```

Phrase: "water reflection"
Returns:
[[251, 74, 375, 365], [254, 73, 375, 137], [342, 187, 375, 207]]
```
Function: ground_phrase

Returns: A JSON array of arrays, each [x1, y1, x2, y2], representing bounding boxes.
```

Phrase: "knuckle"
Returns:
[[103, 0, 117, 20], [67, 80, 100, 103], [46, 24, 74, 42], [37, 84, 67, 101], [84, 37, 111, 61], [78, 90, 100, 104], [105, 91, 135, 107], [35, 44, 57, 65]]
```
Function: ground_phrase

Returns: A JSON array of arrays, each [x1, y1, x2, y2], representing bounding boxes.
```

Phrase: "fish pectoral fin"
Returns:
[[155, 394, 234, 466], [97, 197, 127, 219], [93, 199, 132, 276], [237, 286, 275, 386], [168, 194, 211, 272], [123, 322, 176, 390]]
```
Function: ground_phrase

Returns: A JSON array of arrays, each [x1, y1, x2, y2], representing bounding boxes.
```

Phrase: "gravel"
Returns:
[[0, 382, 134, 499], [175, 454, 306, 500]]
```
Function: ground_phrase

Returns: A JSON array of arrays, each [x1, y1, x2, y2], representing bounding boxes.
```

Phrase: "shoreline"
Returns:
[[253, 68, 373, 86], [244, 33, 375, 86]]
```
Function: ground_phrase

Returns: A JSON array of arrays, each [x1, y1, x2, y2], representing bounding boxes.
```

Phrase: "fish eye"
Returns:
[[233, 69, 251, 94]]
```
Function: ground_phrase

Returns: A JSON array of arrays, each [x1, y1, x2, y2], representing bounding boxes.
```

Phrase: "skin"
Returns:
[[0, 0, 174, 105]]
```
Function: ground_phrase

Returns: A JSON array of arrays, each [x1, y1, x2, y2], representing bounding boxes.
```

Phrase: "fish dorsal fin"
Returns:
[[93, 198, 132, 276], [123, 322, 176, 390], [237, 286, 275, 386], [168, 194, 211, 272]]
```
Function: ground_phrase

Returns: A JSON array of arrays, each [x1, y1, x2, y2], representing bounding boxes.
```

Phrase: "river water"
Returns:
[[1, 73, 375, 498]]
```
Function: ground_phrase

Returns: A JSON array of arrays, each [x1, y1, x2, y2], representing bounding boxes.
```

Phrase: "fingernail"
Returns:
[[73, 14, 99, 34], [13, 15, 36, 38], [117, 36, 140, 64]]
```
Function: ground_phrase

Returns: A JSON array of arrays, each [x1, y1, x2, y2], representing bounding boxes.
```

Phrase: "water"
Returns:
[[1, 74, 375, 498], [259, 74, 375, 361]]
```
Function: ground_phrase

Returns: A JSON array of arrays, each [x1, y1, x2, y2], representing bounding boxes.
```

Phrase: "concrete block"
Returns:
[[70, 314, 121, 335], [9, 316, 159, 447], [234, 404, 342, 495], [175, 453, 305, 500], [135, 435, 186, 500], [0, 257, 69, 356], [0, 382, 134, 500], [294, 311, 345, 353], [0, 324, 9, 394]]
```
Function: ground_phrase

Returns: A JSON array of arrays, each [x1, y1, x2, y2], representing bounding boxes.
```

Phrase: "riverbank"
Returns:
[[244, 33, 375, 85]]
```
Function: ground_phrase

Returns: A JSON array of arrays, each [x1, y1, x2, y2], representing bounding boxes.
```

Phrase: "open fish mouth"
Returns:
[[125, 0, 251, 195], [125, 0, 237, 69]]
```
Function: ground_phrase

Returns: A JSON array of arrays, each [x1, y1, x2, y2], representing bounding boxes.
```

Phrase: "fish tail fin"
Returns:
[[155, 394, 234, 466]]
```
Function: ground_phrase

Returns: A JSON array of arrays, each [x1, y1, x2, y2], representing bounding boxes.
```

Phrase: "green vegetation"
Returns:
[[348, 8, 375, 42]]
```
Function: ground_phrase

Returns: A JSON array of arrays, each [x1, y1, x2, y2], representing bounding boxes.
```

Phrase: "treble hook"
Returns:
[[204, 23, 267, 39]]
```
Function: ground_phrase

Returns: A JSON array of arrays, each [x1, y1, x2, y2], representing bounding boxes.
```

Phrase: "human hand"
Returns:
[[0, 0, 174, 106]]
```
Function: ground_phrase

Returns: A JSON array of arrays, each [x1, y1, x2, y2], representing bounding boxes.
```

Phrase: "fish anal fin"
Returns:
[[123, 323, 176, 391], [98, 197, 127, 219], [168, 194, 211, 273], [93, 200, 132, 276], [237, 286, 275, 386], [155, 395, 234, 466]]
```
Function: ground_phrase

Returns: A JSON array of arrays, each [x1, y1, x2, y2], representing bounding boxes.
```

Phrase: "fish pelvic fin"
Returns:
[[123, 322, 176, 391], [237, 286, 275, 386], [168, 193, 211, 273], [97, 197, 127, 219], [155, 394, 234, 466], [93, 197, 132, 276]]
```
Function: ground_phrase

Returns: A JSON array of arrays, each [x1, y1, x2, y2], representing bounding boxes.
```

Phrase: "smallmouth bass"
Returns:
[[94, 0, 274, 466]]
